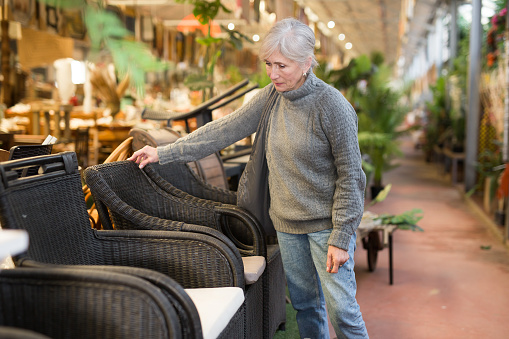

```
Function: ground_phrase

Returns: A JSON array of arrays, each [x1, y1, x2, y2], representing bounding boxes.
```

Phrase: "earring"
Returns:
[[303, 72, 307, 77]]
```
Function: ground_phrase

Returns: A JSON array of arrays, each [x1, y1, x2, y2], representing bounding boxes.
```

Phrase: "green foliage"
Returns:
[[221, 26, 254, 50], [369, 183, 392, 206], [423, 76, 451, 152], [328, 54, 373, 96], [176, 0, 231, 26], [249, 63, 272, 87], [45, 0, 83, 9], [358, 132, 403, 186], [469, 141, 504, 199], [175, 0, 251, 99], [356, 65, 409, 187], [376, 208, 424, 232]]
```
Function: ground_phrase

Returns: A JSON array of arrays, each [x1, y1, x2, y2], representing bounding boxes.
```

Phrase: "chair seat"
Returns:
[[185, 287, 244, 339], [241, 256, 266, 285]]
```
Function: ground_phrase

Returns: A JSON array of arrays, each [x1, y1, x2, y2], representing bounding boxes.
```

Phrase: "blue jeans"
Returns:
[[277, 229, 368, 339]]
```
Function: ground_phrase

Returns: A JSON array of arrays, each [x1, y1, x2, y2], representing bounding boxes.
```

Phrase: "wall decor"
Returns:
[[62, 8, 86, 39], [45, 5, 60, 32]]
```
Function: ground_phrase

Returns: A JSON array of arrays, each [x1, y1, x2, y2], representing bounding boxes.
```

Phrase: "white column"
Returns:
[[465, 0, 482, 191]]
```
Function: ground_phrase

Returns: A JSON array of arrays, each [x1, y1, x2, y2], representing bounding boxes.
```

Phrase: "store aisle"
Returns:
[[353, 137, 509, 338]]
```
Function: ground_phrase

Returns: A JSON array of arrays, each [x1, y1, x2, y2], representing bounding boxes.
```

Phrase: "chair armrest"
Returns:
[[95, 229, 246, 290], [20, 259, 203, 339], [214, 205, 267, 257]]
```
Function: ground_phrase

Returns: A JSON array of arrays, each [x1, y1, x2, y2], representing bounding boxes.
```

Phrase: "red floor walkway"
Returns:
[[352, 138, 509, 338]]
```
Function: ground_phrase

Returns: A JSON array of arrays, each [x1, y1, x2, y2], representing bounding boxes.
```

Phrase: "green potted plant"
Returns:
[[176, 0, 252, 101], [423, 76, 451, 161], [356, 64, 409, 198]]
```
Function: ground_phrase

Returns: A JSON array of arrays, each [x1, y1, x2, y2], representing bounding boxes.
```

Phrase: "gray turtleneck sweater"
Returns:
[[158, 72, 366, 250]]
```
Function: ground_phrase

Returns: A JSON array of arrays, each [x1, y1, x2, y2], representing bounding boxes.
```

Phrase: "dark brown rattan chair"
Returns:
[[0, 266, 188, 338], [0, 152, 246, 339], [145, 161, 287, 338], [83, 160, 265, 339], [8, 144, 53, 177], [84, 160, 285, 338]]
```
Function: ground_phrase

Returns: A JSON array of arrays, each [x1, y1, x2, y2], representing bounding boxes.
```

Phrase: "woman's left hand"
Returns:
[[326, 245, 349, 273]]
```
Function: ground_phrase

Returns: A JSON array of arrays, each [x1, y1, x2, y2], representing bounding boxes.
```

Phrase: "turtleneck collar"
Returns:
[[279, 70, 319, 102]]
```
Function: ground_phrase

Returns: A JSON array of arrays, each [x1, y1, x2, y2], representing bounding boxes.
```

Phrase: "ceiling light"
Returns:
[[228, 23, 235, 30], [328, 21, 335, 29], [338, 33, 345, 41], [345, 42, 352, 50], [253, 34, 260, 42]]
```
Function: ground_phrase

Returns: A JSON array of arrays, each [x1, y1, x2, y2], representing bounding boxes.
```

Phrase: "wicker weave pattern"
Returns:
[[144, 161, 287, 338], [84, 161, 221, 232], [0, 268, 179, 339], [0, 152, 248, 339], [19, 262, 204, 339], [150, 161, 237, 204]]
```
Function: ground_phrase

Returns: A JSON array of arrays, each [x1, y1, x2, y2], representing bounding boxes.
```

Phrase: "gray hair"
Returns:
[[259, 18, 318, 69]]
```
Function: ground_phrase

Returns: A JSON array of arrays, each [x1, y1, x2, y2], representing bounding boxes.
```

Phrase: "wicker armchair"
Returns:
[[0, 266, 193, 338], [0, 152, 247, 339], [145, 161, 287, 338], [16, 261, 250, 339], [84, 160, 286, 338], [83, 160, 265, 339]]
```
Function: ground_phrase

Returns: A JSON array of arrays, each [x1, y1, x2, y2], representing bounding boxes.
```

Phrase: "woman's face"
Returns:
[[265, 50, 307, 92]]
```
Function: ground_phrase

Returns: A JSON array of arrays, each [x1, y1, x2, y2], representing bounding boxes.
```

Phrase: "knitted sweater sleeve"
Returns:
[[319, 90, 366, 251], [157, 85, 272, 164]]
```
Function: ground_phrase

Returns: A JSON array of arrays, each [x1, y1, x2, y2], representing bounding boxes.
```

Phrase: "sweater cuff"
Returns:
[[157, 144, 176, 165], [327, 229, 351, 251]]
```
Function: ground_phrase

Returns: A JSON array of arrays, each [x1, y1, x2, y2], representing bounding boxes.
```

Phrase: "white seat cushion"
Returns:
[[185, 287, 244, 339], [241, 256, 266, 284]]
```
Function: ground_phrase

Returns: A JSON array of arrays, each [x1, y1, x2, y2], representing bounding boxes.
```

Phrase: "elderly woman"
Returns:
[[129, 17, 368, 339]]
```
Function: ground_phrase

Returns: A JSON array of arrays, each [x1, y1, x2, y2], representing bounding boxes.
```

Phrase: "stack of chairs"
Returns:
[[84, 159, 287, 338], [0, 152, 251, 339]]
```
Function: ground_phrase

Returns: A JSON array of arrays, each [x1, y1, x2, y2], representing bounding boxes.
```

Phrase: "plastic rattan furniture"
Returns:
[[85, 160, 286, 338], [0, 266, 190, 338], [0, 152, 246, 339], [83, 160, 265, 339]]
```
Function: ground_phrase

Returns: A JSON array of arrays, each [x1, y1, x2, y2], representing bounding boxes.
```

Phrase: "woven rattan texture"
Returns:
[[150, 161, 237, 204], [0, 152, 247, 338], [144, 161, 287, 338], [0, 268, 178, 338]]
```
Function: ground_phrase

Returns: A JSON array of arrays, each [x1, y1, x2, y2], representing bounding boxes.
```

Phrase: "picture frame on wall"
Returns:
[[45, 5, 60, 32], [62, 8, 87, 39]]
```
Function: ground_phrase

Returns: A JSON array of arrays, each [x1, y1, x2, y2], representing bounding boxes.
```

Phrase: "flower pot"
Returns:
[[370, 185, 385, 200], [494, 210, 505, 226]]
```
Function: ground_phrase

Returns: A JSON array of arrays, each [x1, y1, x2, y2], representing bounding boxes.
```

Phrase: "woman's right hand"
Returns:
[[128, 145, 159, 168]]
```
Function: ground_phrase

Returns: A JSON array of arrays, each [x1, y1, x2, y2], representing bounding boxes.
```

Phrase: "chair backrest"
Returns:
[[74, 127, 89, 168], [8, 144, 53, 177], [84, 160, 220, 231], [0, 152, 101, 264], [148, 161, 237, 205], [0, 267, 182, 339], [129, 127, 229, 189]]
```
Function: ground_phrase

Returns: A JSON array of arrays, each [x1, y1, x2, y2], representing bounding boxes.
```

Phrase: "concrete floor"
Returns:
[[348, 138, 509, 339]]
